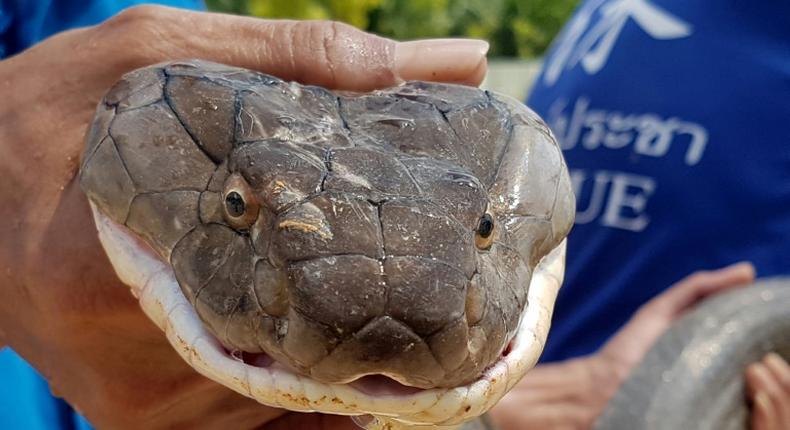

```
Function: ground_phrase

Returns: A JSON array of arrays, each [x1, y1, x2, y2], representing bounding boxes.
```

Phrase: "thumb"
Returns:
[[646, 261, 756, 318], [599, 262, 755, 369], [92, 6, 489, 90]]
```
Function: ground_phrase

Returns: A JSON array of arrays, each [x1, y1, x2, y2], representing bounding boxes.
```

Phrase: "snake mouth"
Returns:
[[227, 351, 428, 397], [234, 345, 517, 398], [91, 203, 564, 426], [214, 349, 428, 397]]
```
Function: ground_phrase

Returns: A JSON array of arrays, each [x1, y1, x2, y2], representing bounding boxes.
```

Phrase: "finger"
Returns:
[[751, 392, 778, 430], [648, 262, 755, 316], [746, 361, 790, 428], [761, 354, 790, 427], [762, 353, 790, 393], [601, 262, 754, 370], [93, 6, 489, 91]]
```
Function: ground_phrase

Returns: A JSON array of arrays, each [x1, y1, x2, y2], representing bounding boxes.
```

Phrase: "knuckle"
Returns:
[[754, 373, 782, 398], [683, 272, 708, 285], [93, 5, 175, 66], [763, 385, 782, 400], [745, 362, 761, 378], [639, 299, 665, 315], [98, 5, 169, 47], [103, 5, 169, 31], [287, 20, 357, 84], [326, 20, 357, 38], [769, 369, 790, 393], [300, 20, 358, 53], [315, 20, 354, 41], [780, 376, 790, 392]]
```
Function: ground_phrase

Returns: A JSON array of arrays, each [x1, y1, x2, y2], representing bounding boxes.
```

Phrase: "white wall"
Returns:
[[480, 58, 543, 101]]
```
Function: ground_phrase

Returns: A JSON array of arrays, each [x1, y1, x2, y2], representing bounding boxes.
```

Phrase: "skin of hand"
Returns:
[[746, 353, 790, 430], [491, 262, 758, 430], [0, 5, 488, 429]]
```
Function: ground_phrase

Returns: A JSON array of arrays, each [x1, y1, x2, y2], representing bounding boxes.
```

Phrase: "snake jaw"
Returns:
[[91, 202, 565, 427]]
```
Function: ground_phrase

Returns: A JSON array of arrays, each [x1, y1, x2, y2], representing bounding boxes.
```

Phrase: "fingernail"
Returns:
[[394, 39, 489, 83], [728, 261, 756, 280], [733, 261, 756, 272], [763, 352, 790, 378]]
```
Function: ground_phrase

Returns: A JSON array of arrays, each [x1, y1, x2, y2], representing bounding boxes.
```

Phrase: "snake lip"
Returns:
[[234, 343, 516, 398], [91, 203, 565, 427], [349, 375, 426, 397], [231, 350, 425, 397]]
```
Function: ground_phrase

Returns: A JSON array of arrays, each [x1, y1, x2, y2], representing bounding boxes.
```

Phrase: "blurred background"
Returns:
[[205, 0, 581, 99]]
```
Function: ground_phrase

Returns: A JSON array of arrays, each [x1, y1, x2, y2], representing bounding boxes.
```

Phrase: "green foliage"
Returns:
[[508, 0, 579, 57], [238, 0, 383, 28], [205, 0, 579, 58], [205, 0, 249, 14], [327, 0, 383, 29], [249, 0, 329, 20], [370, 0, 451, 40]]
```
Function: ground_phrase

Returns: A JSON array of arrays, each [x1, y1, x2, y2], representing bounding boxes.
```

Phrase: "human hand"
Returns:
[[595, 261, 756, 380], [0, 6, 488, 429], [491, 262, 756, 429], [746, 353, 790, 430]]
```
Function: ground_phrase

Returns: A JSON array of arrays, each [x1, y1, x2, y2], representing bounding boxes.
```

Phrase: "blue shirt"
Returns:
[[528, 0, 790, 361], [0, 2, 203, 427], [0, 0, 204, 58]]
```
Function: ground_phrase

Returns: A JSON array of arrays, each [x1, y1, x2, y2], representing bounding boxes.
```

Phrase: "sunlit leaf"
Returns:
[[206, 0, 580, 58]]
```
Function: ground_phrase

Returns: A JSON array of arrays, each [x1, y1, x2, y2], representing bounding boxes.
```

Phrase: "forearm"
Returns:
[[491, 356, 617, 430]]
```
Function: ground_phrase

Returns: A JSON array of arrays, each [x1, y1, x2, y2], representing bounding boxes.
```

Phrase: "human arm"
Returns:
[[0, 6, 487, 428], [491, 262, 756, 429]]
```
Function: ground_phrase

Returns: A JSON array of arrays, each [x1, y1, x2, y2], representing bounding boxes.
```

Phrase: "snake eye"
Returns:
[[223, 174, 259, 230], [475, 213, 495, 250], [225, 192, 246, 217]]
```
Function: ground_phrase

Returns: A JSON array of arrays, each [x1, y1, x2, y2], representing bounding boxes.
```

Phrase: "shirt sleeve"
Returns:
[[0, 347, 86, 430], [1, 0, 206, 58]]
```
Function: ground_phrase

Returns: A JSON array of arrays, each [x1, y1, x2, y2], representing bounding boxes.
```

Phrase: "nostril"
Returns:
[[350, 375, 425, 396]]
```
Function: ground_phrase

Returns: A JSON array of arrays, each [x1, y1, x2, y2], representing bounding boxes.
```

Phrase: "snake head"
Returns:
[[80, 61, 574, 394]]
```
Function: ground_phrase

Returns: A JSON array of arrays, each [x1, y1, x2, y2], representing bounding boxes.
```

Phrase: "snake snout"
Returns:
[[287, 255, 471, 388], [258, 189, 497, 388]]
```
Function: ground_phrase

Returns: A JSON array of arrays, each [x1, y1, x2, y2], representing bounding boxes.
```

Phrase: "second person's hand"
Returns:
[[491, 262, 756, 429]]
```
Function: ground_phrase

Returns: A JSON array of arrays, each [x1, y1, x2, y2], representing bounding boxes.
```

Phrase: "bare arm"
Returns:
[[491, 262, 756, 429]]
